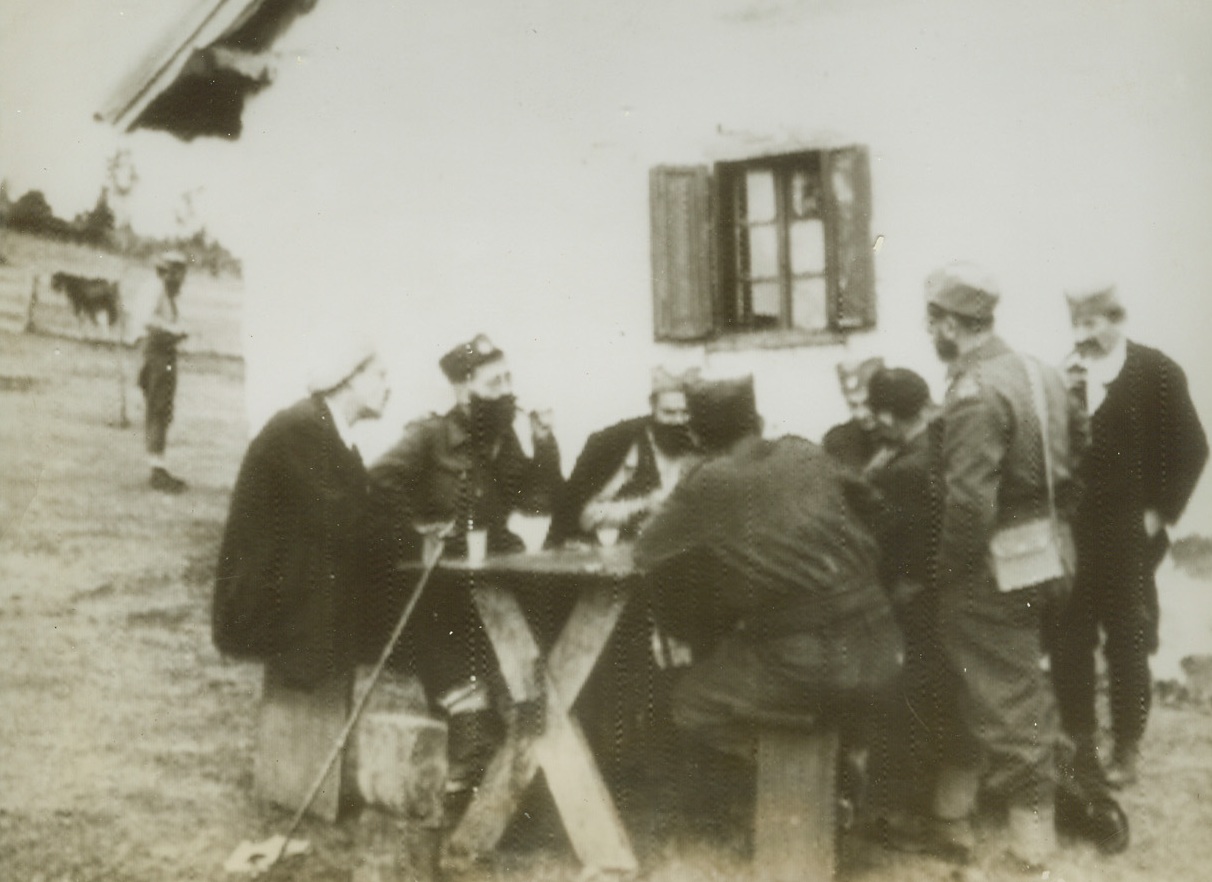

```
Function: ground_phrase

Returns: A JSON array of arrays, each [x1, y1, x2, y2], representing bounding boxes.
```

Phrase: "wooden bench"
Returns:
[[754, 727, 840, 882]]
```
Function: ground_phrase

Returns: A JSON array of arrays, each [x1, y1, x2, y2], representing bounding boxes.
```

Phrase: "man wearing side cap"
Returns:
[[132, 250, 190, 492], [633, 375, 902, 789], [921, 263, 1085, 870], [212, 337, 391, 816], [368, 333, 563, 790], [822, 356, 886, 471], [1050, 284, 1207, 789]]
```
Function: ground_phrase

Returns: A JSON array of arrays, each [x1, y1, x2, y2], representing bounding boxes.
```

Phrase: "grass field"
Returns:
[[1, 237, 1211, 881]]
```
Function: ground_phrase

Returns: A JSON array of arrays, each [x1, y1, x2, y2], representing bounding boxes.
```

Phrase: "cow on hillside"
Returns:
[[50, 272, 122, 328]]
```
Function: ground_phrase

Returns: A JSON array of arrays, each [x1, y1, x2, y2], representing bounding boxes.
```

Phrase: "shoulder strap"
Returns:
[[1020, 354, 1058, 521]]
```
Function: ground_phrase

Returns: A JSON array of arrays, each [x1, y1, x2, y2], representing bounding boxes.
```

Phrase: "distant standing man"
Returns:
[[134, 250, 189, 493], [923, 263, 1085, 870], [1051, 284, 1207, 788]]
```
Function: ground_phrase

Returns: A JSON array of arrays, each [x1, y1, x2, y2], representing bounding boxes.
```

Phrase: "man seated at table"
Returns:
[[548, 365, 701, 547], [368, 333, 564, 790], [633, 375, 903, 770], [546, 365, 702, 786]]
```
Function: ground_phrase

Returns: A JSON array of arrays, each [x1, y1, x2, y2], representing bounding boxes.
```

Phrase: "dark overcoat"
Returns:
[[213, 396, 379, 688], [546, 416, 658, 547], [1076, 340, 1207, 571]]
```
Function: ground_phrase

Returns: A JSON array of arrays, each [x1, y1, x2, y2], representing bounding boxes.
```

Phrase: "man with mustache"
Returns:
[[368, 333, 564, 791], [1050, 284, 1207, 789]]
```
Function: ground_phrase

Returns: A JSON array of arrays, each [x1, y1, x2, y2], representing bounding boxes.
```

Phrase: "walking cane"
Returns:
[[260, 533, 449, 878]]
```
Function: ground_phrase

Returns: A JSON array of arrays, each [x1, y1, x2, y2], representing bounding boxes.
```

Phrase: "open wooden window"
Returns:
[[651, 146, 875, 344]]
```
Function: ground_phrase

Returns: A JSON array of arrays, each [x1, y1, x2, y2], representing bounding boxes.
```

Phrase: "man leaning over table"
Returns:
[[632, 375, 903, 791], [367, 333, 564, 792]]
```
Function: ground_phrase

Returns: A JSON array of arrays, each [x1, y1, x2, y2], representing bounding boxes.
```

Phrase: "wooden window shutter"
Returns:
[[822, 147, 876, 330], [650, 165, 715, 341]]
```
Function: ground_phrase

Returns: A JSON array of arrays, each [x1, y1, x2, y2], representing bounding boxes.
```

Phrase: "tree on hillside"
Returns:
[[75, 188, 116, 247], [7, 190, 56, 233]]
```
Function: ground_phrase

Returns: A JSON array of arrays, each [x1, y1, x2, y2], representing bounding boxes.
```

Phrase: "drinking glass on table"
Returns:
[[595, 525, 620, 547]]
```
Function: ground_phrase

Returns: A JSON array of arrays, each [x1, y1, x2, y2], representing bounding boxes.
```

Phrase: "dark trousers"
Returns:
[[868, 591, 966, 814], [937, 573, 1059, 808], [140, 335, 178, 456], [1050, 540, 1161, 750], [671, 607, 902, 761]]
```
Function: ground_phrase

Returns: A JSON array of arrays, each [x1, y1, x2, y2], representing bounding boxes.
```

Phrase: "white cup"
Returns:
[[466, 529, 488, 565], [596, 526, 620, 548]]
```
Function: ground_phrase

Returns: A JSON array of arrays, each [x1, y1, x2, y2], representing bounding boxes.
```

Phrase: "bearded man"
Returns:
[[548, 366, 700, 547]]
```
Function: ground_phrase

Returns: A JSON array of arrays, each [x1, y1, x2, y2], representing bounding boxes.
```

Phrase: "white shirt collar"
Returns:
[[1082, 334, 1128, 387], [324, 397, 358, 451]]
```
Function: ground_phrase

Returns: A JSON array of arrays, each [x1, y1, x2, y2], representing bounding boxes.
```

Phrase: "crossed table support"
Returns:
[[435, 546, 640, 875]]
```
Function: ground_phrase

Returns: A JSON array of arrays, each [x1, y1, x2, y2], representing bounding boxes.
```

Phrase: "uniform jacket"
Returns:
[[635, 435, 895, 635], [368, 407, 563, 558], [547, 416, 661, 547], [936, 336, 1087, 592], [213, 396, 377, 687], [1076, 340, 1207, 569]]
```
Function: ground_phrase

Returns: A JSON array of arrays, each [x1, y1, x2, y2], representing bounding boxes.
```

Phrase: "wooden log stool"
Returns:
[[754, 727, 840, 882], [352, 712, 448, 882]]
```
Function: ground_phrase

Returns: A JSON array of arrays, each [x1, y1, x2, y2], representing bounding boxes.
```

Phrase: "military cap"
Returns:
[[686, 374, 759, 452], [651, 365, 701, 396], [925, 261, 1001, 320], [306, 333, 379, 395], [439, 333, 505, 383], [1064, 283, 1125, 323], [836, 356, 885, 396], [867, 367, 931, 420]]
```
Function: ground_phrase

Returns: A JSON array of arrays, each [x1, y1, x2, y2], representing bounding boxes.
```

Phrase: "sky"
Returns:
[[0, 0, 238, 235]]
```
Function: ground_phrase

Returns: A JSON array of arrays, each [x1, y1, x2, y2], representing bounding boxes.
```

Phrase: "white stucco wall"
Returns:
[[176, 0, 1209, 530]]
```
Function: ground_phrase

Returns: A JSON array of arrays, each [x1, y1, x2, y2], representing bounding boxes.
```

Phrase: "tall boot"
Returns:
[[444, 710, 501, 794]]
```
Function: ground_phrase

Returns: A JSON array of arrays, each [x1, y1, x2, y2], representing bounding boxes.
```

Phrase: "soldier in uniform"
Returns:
[[368, 333, 563, 790], [132, 250, 190, 492], [921, 263, 1086, 871]]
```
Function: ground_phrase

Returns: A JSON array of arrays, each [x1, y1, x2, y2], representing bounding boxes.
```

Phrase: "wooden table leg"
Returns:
[[754, 728, 839, 882], [446, 582, 637, 873]]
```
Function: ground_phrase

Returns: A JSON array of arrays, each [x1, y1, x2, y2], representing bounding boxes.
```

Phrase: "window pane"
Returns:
[[789, 219, 826, 274], [745, 170, 777, 223], [751, 281, 781, 324], [791, 169, 822, 218], [792, 278, 828, 331], [747, 225, 779, 279]]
